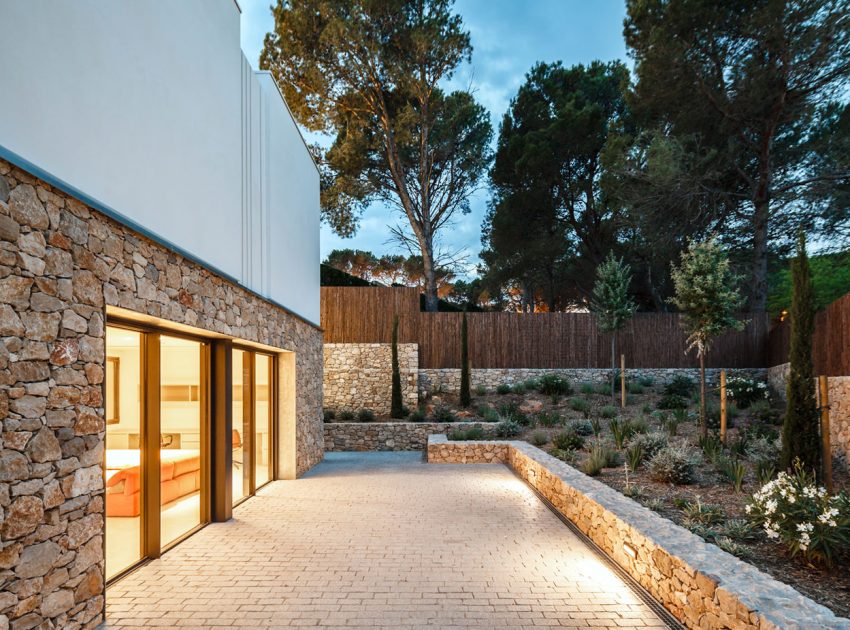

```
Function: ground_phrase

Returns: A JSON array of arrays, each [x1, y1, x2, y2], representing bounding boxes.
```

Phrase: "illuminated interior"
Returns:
[[232, 349, 247, 505], [254, 353, 272, 487]]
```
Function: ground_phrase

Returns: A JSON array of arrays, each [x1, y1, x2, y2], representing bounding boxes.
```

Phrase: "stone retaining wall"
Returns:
[[324, 421, 499, 452], [0, 159, 323, 629], [323, 343, 418, 415], [427, 435, 849, 630], [768, 363, 850, 470], [419, 367, 767, 397]]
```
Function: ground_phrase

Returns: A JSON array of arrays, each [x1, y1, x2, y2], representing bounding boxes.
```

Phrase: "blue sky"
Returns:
[[239, 0, 629, 274]]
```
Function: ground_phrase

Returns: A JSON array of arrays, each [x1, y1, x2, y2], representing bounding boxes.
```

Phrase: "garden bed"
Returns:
[[416, 373, 850, 618]]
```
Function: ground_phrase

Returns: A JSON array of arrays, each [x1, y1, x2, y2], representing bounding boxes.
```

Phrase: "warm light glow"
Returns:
[[623, 542, 637, 559]]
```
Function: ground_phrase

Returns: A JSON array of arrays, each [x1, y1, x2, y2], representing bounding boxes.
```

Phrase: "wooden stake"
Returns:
[[819, 375, 833, 493], [620, 354, 626, 409], [719, 370, 727, 444]]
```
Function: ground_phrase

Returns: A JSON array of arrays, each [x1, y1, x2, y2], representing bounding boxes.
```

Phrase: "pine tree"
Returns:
[[669, 237, 745, 436], [390, 315, 404, 418], [459, 311, 471, 408], [590, 254, 636, 399], [780, 232, 821, 475]]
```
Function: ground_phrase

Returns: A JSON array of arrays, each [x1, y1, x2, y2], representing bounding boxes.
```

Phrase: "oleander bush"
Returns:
[[726, 375, 770, 409], [538, 373, 572, 396], [746, 461, 850, 566]]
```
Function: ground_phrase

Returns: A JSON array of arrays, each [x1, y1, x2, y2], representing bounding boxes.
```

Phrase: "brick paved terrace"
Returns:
[[103, 452, 669, 629]]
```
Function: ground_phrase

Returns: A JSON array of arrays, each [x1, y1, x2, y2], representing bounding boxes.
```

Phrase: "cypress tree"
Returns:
[[390, 315, 404, 418], [460, 311, 471, 408], [780, 232, 820, 475]]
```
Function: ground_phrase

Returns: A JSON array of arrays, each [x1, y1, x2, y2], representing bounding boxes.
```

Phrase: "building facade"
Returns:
[[0, 2, 323, 628]]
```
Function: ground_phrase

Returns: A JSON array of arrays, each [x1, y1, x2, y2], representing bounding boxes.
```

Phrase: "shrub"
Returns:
[[642, 497, 665, 512], [323, 409, 336, 423], [357, 409, 376, 422], [407, 409, 425, 422], [746, 462, 850, 566], [648, 447, 699, 484], [449, 426, 485, 441], [529, 430, 549, 447], [699, 433, 723, 462], [524, 378, 541, 391], [579, 382, 595, 395], [626, 442, 644, 472], [511, 382, 526, 395], [596, 443, 621, 467], [628, 432, 667, 459], [600, 405, 617, 419], [498, 401, 519, 417], [755, 459, 777, 486], [627, 381, 645, 395], [641, 403, 652, 414], [474, 384, 487, 396], [338, 410, 355, 422], [657, 393, 688, 410], [581, 451, 606, 477], [631, 418, 649, 434], [495, 418, 521, 438], [728, 434, 749, 458], [553, 429, 584, 451], [726, 375, 769, 409], [638, 376, 654, 387], [664, 375, 695, 398], [433, 404, 457, 423], [496, 383, 512, 395], [536, 411, 561, 428], [550, 448, 576, 463], [682, 498, 725, 527], [539, 373, 572, 396], [714, 536, 751, 559], [565, 419, 594, 436], [590, 417, 602, 436], [717, 519, 759, 541], [479, 406, 499, 422], [744, 422, 779, 443], [715, 456, 746, 492], [609, 417, 636, 449], [749, 400, 781, 425], [595, 382, 611, 396], [570, 397, 591, 418]]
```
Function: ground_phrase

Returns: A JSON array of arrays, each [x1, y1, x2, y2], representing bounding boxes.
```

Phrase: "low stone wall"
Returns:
[[323, 343, 418, 415], [419, 367, 767, 396], [768, 363, 850, 470], [427, 435, 849, 630], [325, 421, 499, 452]]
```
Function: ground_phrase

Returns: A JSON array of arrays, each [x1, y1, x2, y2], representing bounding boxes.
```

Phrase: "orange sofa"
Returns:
[[106, 451, 201, 517]]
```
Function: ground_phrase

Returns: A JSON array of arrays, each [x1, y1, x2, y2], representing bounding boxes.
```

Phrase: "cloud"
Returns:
[[239, 0, 628, 275]]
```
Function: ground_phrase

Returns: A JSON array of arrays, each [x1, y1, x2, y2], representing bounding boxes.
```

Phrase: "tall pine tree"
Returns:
[[780, 232, 821, 475], [390, 316, 404, 419]]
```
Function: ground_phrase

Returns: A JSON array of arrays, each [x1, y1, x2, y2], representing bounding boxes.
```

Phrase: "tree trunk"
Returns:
[[749, 196, 770, 312], [421, 238, 439, 312], [521, 277, 534, 313], [610, 334, 616, 400], [699, 351, 707, 438]]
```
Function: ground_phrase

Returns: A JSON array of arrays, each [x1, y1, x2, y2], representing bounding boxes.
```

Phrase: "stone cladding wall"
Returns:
[[324, 421, 498, 452], [419, 367, 767, 397], [323, 343, 417, 415], [0, 159, 323, 629], [768, 363, 850, 470], [427, 435, 850, 630]]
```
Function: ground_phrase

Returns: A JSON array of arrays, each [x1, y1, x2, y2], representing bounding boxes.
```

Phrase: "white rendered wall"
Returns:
[[0, 1, 320, 325]]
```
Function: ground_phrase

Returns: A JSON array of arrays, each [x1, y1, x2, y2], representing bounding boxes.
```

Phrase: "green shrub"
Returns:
[[755, 459, 776, 486], [565, 419, 594, 436], [717, 519, 758, 541], [657, 393, 688, 410], [338, 410, 355, 422], [600, 405, 617, 419], [595, 382, 611, 396], [726, 375, 769, 409], [553, 429, 584, 451], [681, 499, 725, 527], [664, 375, 695, 397], [357, 409, 376, 422], [580, 382, 595, 395], [699, 433, 723, 462], [550, 448, 576, 463], [596, 444, 621, 467], [648, 447, 699, 484], [474, 384, 487, 396], [714, 536, 751, 559], [631, 418, 649, 434], [749, 400, 781, 424], [627, 381, 645, 395], [536, 411, 561, 428], [498, 401, 519, 417], [511, 382, 526, 395], [539, 373, 572, 396], [433, 404, 457, 423], [642, 497, 665, 512], [609, 417, 636, 449], [495, 418, 521, 438], [590, 417, 602, 436], [323, 409, 336, 423], [638, 376, 654, 387], [628, 432, 667, 459], [581, 451, 606, 476], [715, 456, 746, 492], [529, 430, 549, 447], [480, 407, 499, 422], [523, 378, 541, 391], [449, 426, 485, 441], [729, 433, 749, 458], [407, 409, 425, 422], [570, 397, 591, 418], [626, 442, 644, 472], [496, 383, 512, 395], [641, 403, 652, 414]]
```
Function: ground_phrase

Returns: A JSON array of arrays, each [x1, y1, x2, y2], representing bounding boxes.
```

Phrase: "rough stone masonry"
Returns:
[[0, 158, 323, 629]]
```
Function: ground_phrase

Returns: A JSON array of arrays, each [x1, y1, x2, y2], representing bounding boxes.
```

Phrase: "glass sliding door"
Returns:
[[254, 354, 272, 488], [159, 335, 204, 547], [105, 327, 143, 581], [231, 349, 249, 506]]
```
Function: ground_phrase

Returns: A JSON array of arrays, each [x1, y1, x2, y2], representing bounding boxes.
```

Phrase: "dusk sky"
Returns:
[[239, 1, 630, 274]]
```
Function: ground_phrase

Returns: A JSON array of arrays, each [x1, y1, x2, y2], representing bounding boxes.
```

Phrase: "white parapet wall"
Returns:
[[427, 435, 850, 630]]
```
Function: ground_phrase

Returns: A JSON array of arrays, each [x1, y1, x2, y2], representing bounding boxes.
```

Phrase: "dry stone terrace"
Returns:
[[103, 452, 668, 629]]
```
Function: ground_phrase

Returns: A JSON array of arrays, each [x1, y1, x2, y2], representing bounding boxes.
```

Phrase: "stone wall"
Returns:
[[324, 421, 499, 452], [768, 363, 850, 470], [323, 343, 417, 415], [427, 436, 849, 630], [419, 367, 767, 397], [0, 158, 323, 629]]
